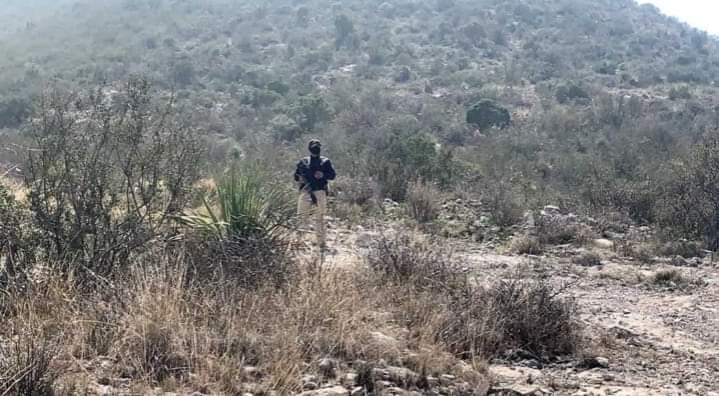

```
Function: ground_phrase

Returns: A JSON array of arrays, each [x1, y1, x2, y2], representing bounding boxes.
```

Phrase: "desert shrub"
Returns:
[[466, 99, 511, 130], [0, 96, 32, 129], [370, 129, 454, 201], [0, 301, 64, 396], [332, 175, 377, 208], [573, 251, 602, 267], [656, 133, 719, 250], [510, 235, 543, 255], [334, 14, 355, 50], [0, 183, 31, 282], [668, 85, 692, 100], [535, 215, 591, 245], [483, 181, 523, 228], [656, 239, 703, 259], [366, 233, 467, 291], [555, 82, 590, 104], [24, 77, 202, 278], [649, 269, 704, 290], [181, 165, 296, 286], [406, 181, 440, 224], [445, 276, 581, 360], [289, 94, 330, 132], [616, 241, 655, 264]]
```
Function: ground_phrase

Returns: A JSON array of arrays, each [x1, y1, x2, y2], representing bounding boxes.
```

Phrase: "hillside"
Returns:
[[2, 1, 719, 395]]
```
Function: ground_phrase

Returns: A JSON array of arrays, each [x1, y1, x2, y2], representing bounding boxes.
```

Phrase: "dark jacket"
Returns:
[[294, 156, 336, 192]]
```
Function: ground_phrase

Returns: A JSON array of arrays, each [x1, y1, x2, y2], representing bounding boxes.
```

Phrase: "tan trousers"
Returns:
[[297, 190, 327, 247]]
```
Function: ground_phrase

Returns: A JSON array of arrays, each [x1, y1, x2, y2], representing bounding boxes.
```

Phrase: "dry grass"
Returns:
[[0, 252, 490, 394], [509, 234, 544, 255], [406, 181, 441, 224]]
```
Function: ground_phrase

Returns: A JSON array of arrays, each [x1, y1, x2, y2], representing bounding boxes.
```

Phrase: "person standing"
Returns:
[[294, 139, 336, 248]]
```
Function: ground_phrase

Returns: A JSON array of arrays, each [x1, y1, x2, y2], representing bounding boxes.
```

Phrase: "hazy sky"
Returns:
[[640, 0, 719, 35]]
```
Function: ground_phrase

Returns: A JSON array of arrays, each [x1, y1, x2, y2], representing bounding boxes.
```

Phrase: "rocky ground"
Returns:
[[317, 205, 719, 396], [8, 198, 718, 395]]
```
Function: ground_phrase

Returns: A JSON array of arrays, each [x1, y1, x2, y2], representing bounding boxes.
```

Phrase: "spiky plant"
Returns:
[[181, 165, 296, 241]]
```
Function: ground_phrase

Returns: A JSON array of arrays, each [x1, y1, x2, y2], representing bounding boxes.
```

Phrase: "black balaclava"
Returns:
[[308, 139, 322, 156]]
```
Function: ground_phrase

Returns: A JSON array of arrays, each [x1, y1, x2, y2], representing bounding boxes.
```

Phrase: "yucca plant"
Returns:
[[181, 165, 296, 241]]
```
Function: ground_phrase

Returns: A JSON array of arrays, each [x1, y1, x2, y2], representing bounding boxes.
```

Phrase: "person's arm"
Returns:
[[323, 159, 336, 181], [294, 161, 304, 183]]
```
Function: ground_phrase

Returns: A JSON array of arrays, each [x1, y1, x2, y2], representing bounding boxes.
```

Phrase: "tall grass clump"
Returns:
[[180, 164, 297, 286]]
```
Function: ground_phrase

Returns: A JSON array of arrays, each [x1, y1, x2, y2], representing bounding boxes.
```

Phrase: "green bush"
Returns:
[[466, 99, 510, 130]]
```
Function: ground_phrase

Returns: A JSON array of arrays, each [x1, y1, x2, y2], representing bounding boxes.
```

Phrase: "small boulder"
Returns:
[[592, 239, 614, 250], [298, 386, 350, 396]]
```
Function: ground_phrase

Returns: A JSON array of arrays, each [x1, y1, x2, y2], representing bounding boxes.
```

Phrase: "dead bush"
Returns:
[[406, 181, 441, 223], [510, 235, 543, 255], [536, 216, 585, 245], [656, 239, 704, 259], [649, 269, 704, 290], [573, 251, 602, 267], [24, 78, 202, 278], [483, 181, 523, 228], [366, 233, 468, 291], [188, 235, 296, 289], [0, 300, 64, 396], [445, 276, 581, 361]]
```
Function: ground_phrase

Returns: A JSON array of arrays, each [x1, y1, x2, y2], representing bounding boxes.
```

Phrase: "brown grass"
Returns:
[[0, 255, 490, 394]]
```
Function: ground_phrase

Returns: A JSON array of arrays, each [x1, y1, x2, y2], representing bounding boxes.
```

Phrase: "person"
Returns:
[[294, 139, 336, 248]]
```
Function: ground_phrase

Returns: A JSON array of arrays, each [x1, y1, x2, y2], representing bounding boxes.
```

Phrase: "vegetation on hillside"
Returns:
[[1, 0, 719, 393]]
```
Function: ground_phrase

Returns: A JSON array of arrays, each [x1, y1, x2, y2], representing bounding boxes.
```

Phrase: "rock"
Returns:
[[490, 385, 545, 395], [490, 365, 543, 385], [592, 238, 615, 250], [578, 356, 609, 369], [298, 386, 350, 396], [466, 99, 511, 130], [541, 205, 561, 215], [303, 382, 319, 391], [350, 387, 364, 396], [319, 358, 337, 378], [342, 372, 358, 387], [374, 380, 393, 391], [385, 366, 419, 385], [243, 366, 262, 379], [439, 374, 456, 386], [381, 387, 410, 396]]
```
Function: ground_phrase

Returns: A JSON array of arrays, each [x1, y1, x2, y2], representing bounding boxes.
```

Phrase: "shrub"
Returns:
[[573, 251, 602, 267], [180, 165, 296, 286], [406, 181, 440, 223], [24, 77, 202, 278], [0, 183, 29, 282], [668, 85, 692, 100], [0, 96, 32, 128], [649, 269, 704, 290], [466, 99, 511, 130], [555, 82, 590, 104], [656, 133, 719, 250], [445, 276, 581, 360], [510, 235, 543, 255], [334, 14, 355, 50], [656, 240, 703, 259], [366, 233, 467, 292], [483, 181, 523, 228], [0, 300, 63, 396]]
